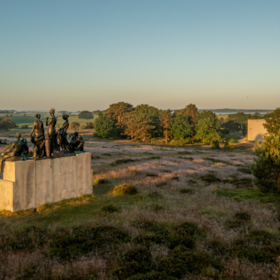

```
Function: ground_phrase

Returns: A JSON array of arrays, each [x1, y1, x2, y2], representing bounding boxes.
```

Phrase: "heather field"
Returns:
[[1, 141, 280, 279]]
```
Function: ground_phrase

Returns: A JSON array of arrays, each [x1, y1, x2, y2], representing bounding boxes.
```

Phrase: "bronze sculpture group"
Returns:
[[0, 108, 85, 172]]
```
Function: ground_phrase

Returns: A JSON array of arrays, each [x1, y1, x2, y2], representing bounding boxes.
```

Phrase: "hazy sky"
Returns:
[[1, 0, 279, 111]]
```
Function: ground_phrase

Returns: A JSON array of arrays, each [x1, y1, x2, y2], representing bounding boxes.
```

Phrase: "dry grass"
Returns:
[[0, 143, 278, 279]]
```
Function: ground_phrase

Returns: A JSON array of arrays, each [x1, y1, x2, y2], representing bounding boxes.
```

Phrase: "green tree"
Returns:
[[250, 131, 280, 193], [123, 113, 155, 142], [0, 117, 17, 130], [134, 104, 161, 137], [221, 119, 240, 132], [159, 110, 173, 144], [264, 108, 280, 135], [106, 102, 133, 136], [179, 104, 199, 143], [94, 112, 116, 139], [170, 114, 191, 140], [195, 111, 221, 144], [78, 111, 94, 123]]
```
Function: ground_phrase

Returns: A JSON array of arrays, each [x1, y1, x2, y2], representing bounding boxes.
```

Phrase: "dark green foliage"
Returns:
[[187, 179, 197, 185], [78, 111, 93, 122], [124, 110, 156, 142], [113, 184, 138, 195], [112, 247, 152, 279], [127, 272, 177, 280], [264, 108, 280, 134], [208, 240, 228, 255], [145, 173, 158, 177], [0, 117, 17, 130], [100, 204, 119, 213], [49, 226, 130, 260], [94, 112, 117, 138], [179, 104, 200, 143], [158, 246, 223, 277], [222, 177, 252, 188], [250, 132, 280, 193], [3, 226, 47, 251], [225, 219, 248, 230], [169, 176, 179, 181], [246, 230, 277, 245], [94, 178, 110, 184], [195, 110, 221, 144], [230, 242, 280, 263], [179, 188, 194, 194], [110, 159, 137, 166], [177, 151, 192, 155], [200, 173, 221, 183], [166, 232, 196, 250], [160, 109, 173, 144], [210, 138, 220, 149], [170, 113, 191, 140], [215, 188, 280, 203], [235, 212, 251, 221]]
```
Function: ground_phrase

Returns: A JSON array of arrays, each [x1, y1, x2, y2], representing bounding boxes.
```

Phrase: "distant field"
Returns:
[[0, 113, 98, 130]]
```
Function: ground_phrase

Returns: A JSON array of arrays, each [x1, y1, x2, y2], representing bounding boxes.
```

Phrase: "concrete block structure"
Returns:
[[0, 152, 93, 212], [247, 119, 268, 141]]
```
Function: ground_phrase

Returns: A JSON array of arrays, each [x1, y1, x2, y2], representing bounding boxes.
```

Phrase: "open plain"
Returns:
[[1, 137, 280, 279]]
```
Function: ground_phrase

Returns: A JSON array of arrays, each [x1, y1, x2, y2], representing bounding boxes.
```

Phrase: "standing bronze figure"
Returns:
[[30, 114, 45, 158], [45, 108, 57, 157], [57, 114, 70, 151], [0, 133, 29, 172]]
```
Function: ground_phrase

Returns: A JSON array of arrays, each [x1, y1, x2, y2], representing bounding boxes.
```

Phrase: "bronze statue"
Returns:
[[45, 108, 57, 157], [70, 131, 85, 152], [0, 133, 29, 172], [57, 114, 70, 151], [30, 114, 45, 158]]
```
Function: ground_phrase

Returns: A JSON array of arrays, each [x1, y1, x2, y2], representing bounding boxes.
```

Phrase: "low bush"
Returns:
[[179, 188, 194, 194], [200, 173, 221, 184], [110, 159, 137, 166], [250, 131, 280, 193], [100, 204, 120, 213], [210, 138, 220, 149], [113, 184, 138, 195], [94, 178, 110, 184]]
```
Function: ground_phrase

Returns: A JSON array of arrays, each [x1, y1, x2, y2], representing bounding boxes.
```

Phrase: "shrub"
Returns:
[[127, 272, 177, 280], [250, 131, 280, 193], [100, 204, 119, 213], [179, 188, 194, 194], [94, 178, 109, 184], [200, 173, 221, 183], [210, 138, 220, 149], [170, 138, 186, 146], [0, 117, 16, 130], [113, 184, 138, 195], [80, 124, 85, 130], [69, 122, 80, 130], [228, 138, 236, 144], [21, 125, 28, 129]]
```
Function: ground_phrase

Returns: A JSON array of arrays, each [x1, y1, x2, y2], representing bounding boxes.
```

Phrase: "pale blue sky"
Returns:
[[0, 0, 279, 111]]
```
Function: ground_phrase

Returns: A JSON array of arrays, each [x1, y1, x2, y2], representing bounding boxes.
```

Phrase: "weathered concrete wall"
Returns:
[[0, 153, 93, 212], [247, 119, 268, 141]]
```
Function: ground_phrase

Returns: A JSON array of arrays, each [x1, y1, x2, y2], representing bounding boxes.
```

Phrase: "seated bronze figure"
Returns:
[[70, 131, 85, 152], [0, 133, 29, 172]]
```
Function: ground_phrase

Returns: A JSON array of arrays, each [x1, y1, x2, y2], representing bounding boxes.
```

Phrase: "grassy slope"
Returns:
[[0, 144, 279, 279]]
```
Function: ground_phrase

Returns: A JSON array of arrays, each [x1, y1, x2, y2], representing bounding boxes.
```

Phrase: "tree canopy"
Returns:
[[264, 108, 280, 135], [94, 112, 116, 139], [170, 113, 191, 140], [0, 117, 17, 130], [195, 111, 221, 144], [78, 111, 94, 122]]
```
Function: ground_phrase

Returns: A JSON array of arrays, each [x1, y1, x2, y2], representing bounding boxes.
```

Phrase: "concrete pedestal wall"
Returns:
[[0, 153, 93, 212], [247, 119, 268, 141]]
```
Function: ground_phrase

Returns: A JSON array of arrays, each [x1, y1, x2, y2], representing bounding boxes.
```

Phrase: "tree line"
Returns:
[[93, 102, 233, 143]]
